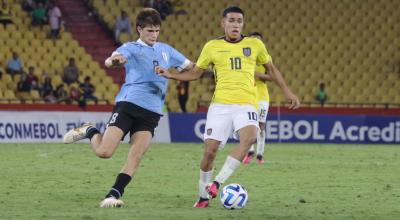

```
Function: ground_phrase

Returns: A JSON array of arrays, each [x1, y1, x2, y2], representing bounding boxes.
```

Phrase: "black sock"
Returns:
[[199, 197, 209, 202], [105, 173, 132, 199], [256, 154, 263, 160], [86, 127, 100, 140], [247, 151, 254, 156], [213, 181, 220, 189]]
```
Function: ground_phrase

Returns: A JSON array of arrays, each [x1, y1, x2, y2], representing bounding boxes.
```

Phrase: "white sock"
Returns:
[[248, 144, 255, 153], [215, 156, 241, 184], [257, 129, 266, 156], [199, 169, 213, 199]]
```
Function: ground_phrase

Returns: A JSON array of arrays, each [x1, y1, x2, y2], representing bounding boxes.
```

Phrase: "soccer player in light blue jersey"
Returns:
[[63, 8, 193, 208]]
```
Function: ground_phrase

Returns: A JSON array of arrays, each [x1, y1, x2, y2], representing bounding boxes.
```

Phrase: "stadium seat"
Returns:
[[1, 0, 398, 109], [30, 90, 41, 100]]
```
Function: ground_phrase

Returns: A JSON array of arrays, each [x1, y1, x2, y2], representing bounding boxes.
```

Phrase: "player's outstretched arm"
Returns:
[[255, 72, 272, 81], [155, 63, 204, 81], [104, 54, 127, 68], [264, 62, 300, 109]]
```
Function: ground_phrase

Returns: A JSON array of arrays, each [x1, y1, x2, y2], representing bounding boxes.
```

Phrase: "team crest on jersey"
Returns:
[[162, 52, 168, 62], [207, 129, 212, 135], [243, 47, 251, 56]]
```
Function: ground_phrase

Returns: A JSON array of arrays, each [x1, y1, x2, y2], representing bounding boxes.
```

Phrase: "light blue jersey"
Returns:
[[114, 39, 190, 115]]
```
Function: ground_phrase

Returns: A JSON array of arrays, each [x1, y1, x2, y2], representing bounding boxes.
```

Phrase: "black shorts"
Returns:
[[107, 101, 161, 139]]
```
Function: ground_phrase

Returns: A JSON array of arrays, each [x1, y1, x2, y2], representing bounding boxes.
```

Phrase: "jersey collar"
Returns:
[[223, 35, 245, 43], [137, 38, 156, 48]]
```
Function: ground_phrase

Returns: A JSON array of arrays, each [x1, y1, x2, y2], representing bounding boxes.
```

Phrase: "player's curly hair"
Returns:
[[136, 8, 162, 33]]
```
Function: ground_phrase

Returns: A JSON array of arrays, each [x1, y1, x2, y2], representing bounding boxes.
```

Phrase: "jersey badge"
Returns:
[[243, 47, 251, 57], [162, 51, 168, 62]]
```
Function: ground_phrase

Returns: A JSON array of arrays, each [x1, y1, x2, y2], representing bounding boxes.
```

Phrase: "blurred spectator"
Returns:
[[171, 0, 187, 16], [79, 76, 98, 103], [55, 84, 70, 103], [31, 2, 47, 26], [176, 81, 189, 112], [62, 58, 79, 85], [315, 82, 327, 106], [70, 85, 85, 107], [35, 0, 49, 4], [140, 0, 155, 7], [6, 52, 23, 76], [26, 66, 40, 91], [48, 2, 62, 39], [41, 70, 50, 81], [114, 10, 132, 44], [41, 76, 56, 102], [22, 0, 36, 12], [17, 73, 31, 92], [154, 0, 173, 20], [0, 0, 13, 27]]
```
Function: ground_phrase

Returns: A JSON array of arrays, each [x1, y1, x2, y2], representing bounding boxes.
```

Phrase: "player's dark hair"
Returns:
[[222, 6, 244, 17], [136, 8, 162, 32], [249, 32, 263, 39]]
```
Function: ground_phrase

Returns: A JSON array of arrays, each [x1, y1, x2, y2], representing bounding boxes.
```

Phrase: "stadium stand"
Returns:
[[0, 0, 119, 105], [1, 0, 399, 111], [88, 0, 400, 112]]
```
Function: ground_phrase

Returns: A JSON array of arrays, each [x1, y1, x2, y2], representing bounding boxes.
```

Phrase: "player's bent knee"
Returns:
[[204, 150, 217, 161], [95, 149, 113, 159]]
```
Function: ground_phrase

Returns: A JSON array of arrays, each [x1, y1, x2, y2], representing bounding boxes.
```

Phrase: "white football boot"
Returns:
[[99, 197, 124, 208], [63, 123, 93, 144]]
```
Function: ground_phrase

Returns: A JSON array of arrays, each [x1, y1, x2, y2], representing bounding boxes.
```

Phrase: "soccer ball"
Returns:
[[219, 183, 248, 209]]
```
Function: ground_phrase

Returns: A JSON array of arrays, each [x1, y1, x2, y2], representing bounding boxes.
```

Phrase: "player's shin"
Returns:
[[105, 173, 132, 199], [256, 129, 266, 156], [215, 156, 241, 185], [199, 170, 213, 199]]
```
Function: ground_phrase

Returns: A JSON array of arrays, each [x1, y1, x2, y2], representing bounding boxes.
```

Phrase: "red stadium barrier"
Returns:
[[0, 104, 399, 116], [0, 104, 113, 112]]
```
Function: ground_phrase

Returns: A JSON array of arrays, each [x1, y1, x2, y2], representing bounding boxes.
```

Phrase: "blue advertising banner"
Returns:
[[168, 113, 400, 144], [169, 113, 207, 142]]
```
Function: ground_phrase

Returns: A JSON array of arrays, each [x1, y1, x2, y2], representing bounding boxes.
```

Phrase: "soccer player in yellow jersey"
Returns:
[[156, 6, 300, 208], [243, 32, 272, 165]]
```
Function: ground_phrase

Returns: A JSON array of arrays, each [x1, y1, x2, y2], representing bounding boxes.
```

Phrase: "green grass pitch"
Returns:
[[0, 143, 399, 220]]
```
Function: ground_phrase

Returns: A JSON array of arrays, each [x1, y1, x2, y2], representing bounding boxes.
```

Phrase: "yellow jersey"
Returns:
[[255, 64, 270, 102], [196, 36, 272, 106]]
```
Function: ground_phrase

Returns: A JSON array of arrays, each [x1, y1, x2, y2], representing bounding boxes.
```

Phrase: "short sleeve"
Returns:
[[115, 43, 136, 60], [255, 39, 272, 65], [196, 41, 212, 70], [168, 45, 190, 71]]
